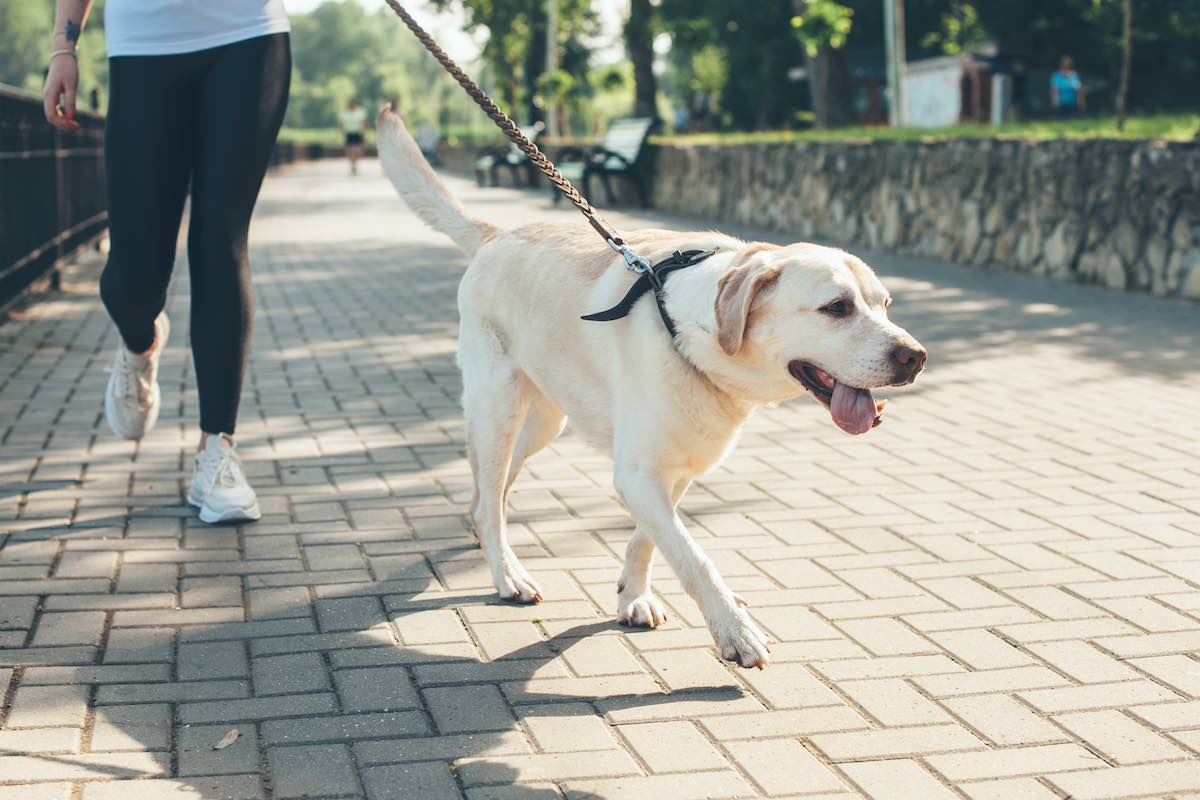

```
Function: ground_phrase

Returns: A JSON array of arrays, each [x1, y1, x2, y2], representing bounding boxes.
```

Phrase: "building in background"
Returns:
[[903, 47, 1017, 127]]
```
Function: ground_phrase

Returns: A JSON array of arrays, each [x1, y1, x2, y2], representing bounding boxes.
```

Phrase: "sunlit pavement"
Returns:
[[2, 157, 1199, 799]]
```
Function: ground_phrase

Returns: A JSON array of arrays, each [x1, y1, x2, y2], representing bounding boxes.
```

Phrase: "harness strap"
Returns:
[[582, 250, 718, 338], [385, 0, 715, 340]]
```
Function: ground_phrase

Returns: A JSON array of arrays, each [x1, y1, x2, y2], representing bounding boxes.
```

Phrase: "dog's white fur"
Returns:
[[377, 108, 924, 667]]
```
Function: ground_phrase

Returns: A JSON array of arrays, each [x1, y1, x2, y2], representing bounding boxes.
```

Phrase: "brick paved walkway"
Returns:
[[2, 159, 1200, 800]]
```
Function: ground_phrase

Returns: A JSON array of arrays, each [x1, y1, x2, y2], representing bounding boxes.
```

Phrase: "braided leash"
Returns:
[[383, 0, 651, 272]]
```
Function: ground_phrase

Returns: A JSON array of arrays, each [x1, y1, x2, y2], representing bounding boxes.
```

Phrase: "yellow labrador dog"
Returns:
[[377, 108, 926, 668]]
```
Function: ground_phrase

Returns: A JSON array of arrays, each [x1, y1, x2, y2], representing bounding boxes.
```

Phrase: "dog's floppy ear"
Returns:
[[715, 254, 781, 355]]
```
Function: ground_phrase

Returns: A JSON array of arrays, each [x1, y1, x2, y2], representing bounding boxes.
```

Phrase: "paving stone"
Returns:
[[840, 758, 959, 800], [517, 703, 619, 752], [616, 720, 730, 772], [178, 723, 260, 775], [261, 711, 430, 745], [362, 762, 462, 800], [940, 694, 1068, 747], [180, 693, 337, 724], [178, 640, 250, 680], [268, 743, 361, 798], [0, 727, 81, 753], [926, 743, 1107, 781], [0, 751, 169, 781], [1019, 680, 1180, 714], [334, 666, 420, 712], [810, 723, 986, 761], [97, 680, 249, 705], [424, 684, 514, 733], [90, 704, 171, 752], [30, 611, 106, 646], [456, 750, 642, 786], [253, 652, 331, 695], [1052, 709, 1188, 764], [561, 772, 756, 800], [0, 785, 72, 800], [354, 731, 531, 765], [81, 776, 264, 800], [1047, 763, 1200, 800], [724, 738, 847, 795], [316, 596, 386, 632], [7, 684, 88, 727]]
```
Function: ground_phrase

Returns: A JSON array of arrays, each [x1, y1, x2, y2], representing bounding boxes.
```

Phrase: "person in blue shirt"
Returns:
[[1050, 55, 1085, 118]]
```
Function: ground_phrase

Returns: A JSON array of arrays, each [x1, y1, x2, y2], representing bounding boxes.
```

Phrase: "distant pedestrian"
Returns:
[[673, 102, 690, 134], [339, 97, 368, 175], [1050, 56, 1085, 118]]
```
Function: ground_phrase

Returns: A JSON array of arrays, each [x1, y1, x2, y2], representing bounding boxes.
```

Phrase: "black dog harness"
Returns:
[[582, 249, 718, 338]]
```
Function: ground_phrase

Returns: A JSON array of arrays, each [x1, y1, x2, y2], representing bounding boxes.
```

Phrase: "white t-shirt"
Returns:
[[339, 107, 368, 132], [105, 1, 290, 57]]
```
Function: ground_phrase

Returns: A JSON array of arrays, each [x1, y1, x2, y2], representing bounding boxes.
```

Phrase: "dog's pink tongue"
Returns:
[[830, 382, 877, 435]]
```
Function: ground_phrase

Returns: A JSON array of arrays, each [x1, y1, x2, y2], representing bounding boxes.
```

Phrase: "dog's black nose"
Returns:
[[890, 343, 927, 383]]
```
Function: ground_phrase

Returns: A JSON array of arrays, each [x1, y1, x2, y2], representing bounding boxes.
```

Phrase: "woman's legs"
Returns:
[[187, 33, 290, 436]]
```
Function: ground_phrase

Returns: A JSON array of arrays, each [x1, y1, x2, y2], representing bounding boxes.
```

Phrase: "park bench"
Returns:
[[473, 122, 545, 187], [554, 116, 656, 208]]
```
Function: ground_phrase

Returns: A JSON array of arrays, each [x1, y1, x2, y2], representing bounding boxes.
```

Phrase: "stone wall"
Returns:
[[440, 137, 1200, 299]]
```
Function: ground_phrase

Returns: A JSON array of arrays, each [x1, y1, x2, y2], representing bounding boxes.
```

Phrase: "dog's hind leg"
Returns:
[[462, 352, 544, 604], [503, 392, 566, 502]]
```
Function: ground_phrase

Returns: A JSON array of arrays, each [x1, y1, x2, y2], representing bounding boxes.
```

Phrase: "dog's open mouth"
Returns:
[[788, 360, 886, 435]]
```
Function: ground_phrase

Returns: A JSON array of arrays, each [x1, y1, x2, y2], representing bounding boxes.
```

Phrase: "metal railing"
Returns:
[[0, 83, 107, 312]]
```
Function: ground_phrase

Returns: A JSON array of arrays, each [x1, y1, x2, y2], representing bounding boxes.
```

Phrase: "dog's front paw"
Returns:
[[617, 593, 668, 628], [712, 607, 771, 669], [496, 565, 543, 604]]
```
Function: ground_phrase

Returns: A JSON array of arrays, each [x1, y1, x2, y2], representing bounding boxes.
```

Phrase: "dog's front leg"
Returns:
[[614, 468, 770, 668]]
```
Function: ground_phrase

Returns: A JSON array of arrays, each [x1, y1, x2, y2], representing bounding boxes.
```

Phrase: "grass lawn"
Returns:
[[653, 114, 1200, 145], [278, 127, 372, 147], [282, 114, 1198, 150], [278, 124, 493, 148]]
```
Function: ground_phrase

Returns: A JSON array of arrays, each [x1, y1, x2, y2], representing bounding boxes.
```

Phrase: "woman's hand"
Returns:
[[43, 54, 81, 132]]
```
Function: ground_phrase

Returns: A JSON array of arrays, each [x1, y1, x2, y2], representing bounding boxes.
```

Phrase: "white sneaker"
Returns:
[[187, 435, 262, 524], [105, 313, 169, 440]]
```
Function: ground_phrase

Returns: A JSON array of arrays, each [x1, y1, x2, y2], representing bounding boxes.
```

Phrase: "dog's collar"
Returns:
[[581, 249, 718, 338]]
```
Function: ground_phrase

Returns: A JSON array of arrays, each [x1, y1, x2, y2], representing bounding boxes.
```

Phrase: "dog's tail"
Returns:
[[375, 107, 493, 256]]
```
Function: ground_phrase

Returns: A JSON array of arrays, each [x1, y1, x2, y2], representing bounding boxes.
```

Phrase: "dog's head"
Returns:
[[701, 242, 926, 434]]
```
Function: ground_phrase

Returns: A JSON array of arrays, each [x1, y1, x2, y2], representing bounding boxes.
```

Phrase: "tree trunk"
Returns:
[[807, 45, 854, 128], [1115, 0, 1132, 131], [626, 0, 659, 121], [524, 9, 547, 125]]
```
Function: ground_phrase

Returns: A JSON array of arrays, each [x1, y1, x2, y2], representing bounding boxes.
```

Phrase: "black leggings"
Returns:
[[100, 33, 290, 435]]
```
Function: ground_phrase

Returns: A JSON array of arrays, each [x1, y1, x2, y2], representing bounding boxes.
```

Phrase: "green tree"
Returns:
[[427, 0, 596, 126], [285, 1, 496, 139], [625, 0, 659, 122], [966, 0, 1200, 112], [791, 0, 855, 128], [0, 0, 108, 108], [0, 0, 52, 90], [658, 0, 809, 130]]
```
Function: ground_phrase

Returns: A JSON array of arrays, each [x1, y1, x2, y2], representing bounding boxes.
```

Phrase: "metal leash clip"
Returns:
[[607, 238, 653, 274]]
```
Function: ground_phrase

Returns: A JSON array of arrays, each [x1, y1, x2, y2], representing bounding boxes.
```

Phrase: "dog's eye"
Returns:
[[820, 299, 851, 318]]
